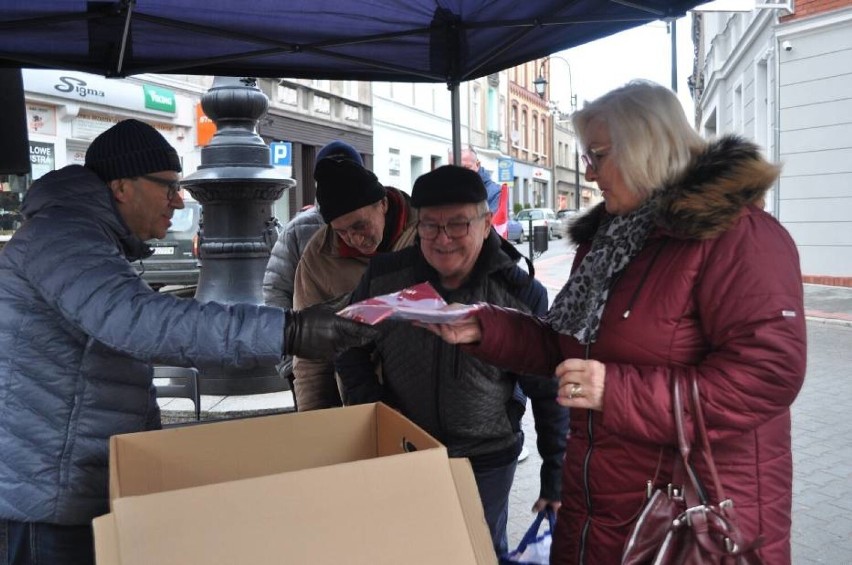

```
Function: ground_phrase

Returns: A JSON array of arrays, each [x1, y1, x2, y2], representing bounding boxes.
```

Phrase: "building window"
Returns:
[[389, 148, 400, 177], [471, 84, 481, 130], [311, 79, 330, 91], [344, 104, 360, 121], [511, 104, 519, 146], [532, 112, 539, 153], [755, 56, 769, 151], [541, 117, 547, 161], [733, 82, 743, 133], [521, 109, 528, 149], [277, 85, 298, 106], [313, 95, 331, 114], [342, 81, 357, 99], [499, 95, 506, 140]]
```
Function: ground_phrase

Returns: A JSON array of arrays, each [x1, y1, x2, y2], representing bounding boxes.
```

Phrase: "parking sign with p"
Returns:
[[270, 142, 292, 167]]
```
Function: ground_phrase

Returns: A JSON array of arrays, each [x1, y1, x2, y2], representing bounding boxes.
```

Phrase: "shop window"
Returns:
[[389, 148, 400, 177]]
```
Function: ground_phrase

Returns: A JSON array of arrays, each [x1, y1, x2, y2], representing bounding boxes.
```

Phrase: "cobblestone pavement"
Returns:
[[506, 321, 852, 563]]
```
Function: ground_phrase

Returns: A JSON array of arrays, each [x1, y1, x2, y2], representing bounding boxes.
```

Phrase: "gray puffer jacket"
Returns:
[[0, 165, 285, 525], [262, 207, 325, 378], [262, 206, 325, 310]]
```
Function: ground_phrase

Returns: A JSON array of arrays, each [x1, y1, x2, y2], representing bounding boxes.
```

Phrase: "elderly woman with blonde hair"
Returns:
[[426, 80, 805, 564]]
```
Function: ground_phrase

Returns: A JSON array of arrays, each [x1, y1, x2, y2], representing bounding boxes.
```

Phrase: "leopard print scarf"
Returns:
[[546, 197, 658, 344]]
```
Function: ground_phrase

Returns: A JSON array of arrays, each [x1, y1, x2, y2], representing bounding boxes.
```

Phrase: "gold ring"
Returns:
[[569, 383, 584, 399]]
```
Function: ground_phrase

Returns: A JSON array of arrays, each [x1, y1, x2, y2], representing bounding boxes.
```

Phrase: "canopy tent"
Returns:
[[1, 1, 700, 81], [0, 0, 703, 165]]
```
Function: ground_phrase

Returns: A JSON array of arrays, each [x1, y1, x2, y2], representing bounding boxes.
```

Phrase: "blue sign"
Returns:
[[497, 158, 514, 183], [270, 142, 292, 167]]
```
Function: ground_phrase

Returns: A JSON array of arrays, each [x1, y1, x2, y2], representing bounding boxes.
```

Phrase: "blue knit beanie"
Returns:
[[315, 140, 363, 172]]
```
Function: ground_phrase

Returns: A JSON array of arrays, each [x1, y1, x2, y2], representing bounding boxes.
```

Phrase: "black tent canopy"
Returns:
[[1, 1, 700, 82], [0, 1, 702, 166]]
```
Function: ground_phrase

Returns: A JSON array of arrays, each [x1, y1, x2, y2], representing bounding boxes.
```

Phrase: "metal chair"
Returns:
[[154, 366, 201, 421]]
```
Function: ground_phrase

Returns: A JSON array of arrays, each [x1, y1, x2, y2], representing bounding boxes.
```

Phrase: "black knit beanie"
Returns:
[[85, 119, 182, 182], [411, 165, 486, 208], [315, 157, 386, 223]]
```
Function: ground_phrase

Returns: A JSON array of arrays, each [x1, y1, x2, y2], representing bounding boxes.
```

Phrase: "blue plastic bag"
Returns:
[[500, 508, 556, 565]]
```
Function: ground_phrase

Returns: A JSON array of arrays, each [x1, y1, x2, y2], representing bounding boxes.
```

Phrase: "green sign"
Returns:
[[143, 84, 176, 113]]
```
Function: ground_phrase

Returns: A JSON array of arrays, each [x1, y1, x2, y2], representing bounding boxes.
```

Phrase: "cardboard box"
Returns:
[[94, 403, 496, 564]]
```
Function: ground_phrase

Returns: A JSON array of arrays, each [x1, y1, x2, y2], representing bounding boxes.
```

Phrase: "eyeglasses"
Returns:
[[140, 175, 181, 201], [580, 146, 611, 173], [333, 220, 372, 240], [417, 214, 487, 240]]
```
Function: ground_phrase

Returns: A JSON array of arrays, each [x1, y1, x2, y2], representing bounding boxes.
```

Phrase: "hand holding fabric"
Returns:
[[416, 307, 483, 344], [285, 303, 378, 360]]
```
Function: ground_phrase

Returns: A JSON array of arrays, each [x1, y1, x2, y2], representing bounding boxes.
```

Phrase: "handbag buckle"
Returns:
[[724, 536, 738, 553], [666, 483, 683, 500]]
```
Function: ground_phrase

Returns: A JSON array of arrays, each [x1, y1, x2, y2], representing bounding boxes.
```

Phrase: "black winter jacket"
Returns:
[[337, 231, 568, 501]]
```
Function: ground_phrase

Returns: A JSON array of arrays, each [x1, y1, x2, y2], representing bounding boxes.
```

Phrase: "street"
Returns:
[[505, 238, 852, 563]]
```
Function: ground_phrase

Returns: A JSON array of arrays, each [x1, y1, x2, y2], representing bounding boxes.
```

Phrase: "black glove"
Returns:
[[284, 303, 378, 360]]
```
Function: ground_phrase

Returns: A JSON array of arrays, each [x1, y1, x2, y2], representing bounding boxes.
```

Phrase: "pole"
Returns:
[[571, 93, 580, 210], [527, 217, 534, 264], [543, 56, 581, 210], [670, 18, 678, 92], [573, 143, 581, 210], [450, 83, 462, 164]]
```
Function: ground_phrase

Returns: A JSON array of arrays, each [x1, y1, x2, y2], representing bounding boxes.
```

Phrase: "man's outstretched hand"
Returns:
[[285, 303, 378, 360]]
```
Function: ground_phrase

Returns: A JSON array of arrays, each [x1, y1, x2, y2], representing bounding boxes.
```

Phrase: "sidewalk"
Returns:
[[802, 283, 852, 326]]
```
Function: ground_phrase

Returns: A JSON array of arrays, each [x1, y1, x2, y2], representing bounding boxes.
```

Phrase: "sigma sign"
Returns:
[[54, 76, 105, 99]]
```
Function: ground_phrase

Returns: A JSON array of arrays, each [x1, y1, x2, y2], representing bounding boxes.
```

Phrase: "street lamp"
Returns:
[[535, 56, 581, 211]]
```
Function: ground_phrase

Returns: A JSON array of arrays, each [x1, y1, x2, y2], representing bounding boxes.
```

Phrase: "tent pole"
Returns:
[[115, 0, 135, 76], [450, 82, 462, 164], [669, 17, 677, 92]]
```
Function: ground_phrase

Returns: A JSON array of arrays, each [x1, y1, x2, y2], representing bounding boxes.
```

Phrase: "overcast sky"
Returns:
[[547, 1, 757, 123], [548, 14, 697, 120]]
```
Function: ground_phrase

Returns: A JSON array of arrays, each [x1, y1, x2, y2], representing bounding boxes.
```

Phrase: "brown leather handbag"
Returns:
[[621, 376, 763, 565]]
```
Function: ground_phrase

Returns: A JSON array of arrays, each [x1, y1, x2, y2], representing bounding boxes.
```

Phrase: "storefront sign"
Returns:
[[143, 84, 176, 113], [72, 112, 118, 140], [29, 142, 55, 180], [26, 103, 57, 135], [497, 158, 514, 182], [22, 69, 178, 116], [196, 103, 216, 146]]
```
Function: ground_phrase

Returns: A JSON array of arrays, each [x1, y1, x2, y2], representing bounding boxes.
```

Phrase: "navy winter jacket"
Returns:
[[0, 165, 285, 525]]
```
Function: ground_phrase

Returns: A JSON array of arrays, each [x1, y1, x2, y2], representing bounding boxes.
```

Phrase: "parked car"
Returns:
[[556, 208, 579, 237], [134, 200, 202, 290], [506, 214, 523, 244], [515, 207, 561, 241]]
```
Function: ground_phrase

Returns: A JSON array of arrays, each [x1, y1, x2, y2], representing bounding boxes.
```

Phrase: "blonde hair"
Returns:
[[572, 80, 705, 199]]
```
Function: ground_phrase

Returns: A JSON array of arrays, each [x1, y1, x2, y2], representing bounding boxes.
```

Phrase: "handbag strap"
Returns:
[[672, 377, 707, 505], [688, 375, 728, 504], [679, 377, 760, 556]]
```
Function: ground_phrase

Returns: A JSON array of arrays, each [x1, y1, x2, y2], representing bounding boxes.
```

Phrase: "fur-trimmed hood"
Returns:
[[569, 135, 779, 245]]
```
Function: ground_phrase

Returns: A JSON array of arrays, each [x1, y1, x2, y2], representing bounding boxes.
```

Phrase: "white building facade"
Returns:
[[695, 1, 852, 283], [372, 74, 510, 196]]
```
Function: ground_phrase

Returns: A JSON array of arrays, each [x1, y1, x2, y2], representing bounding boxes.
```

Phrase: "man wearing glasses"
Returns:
[[0, 119, 375, 564], [336, 165, 568, 557], [292, 156, 417, 411]]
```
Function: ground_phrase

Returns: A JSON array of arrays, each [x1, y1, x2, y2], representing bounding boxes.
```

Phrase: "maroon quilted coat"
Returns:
[[465, 137, 806, 564]]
